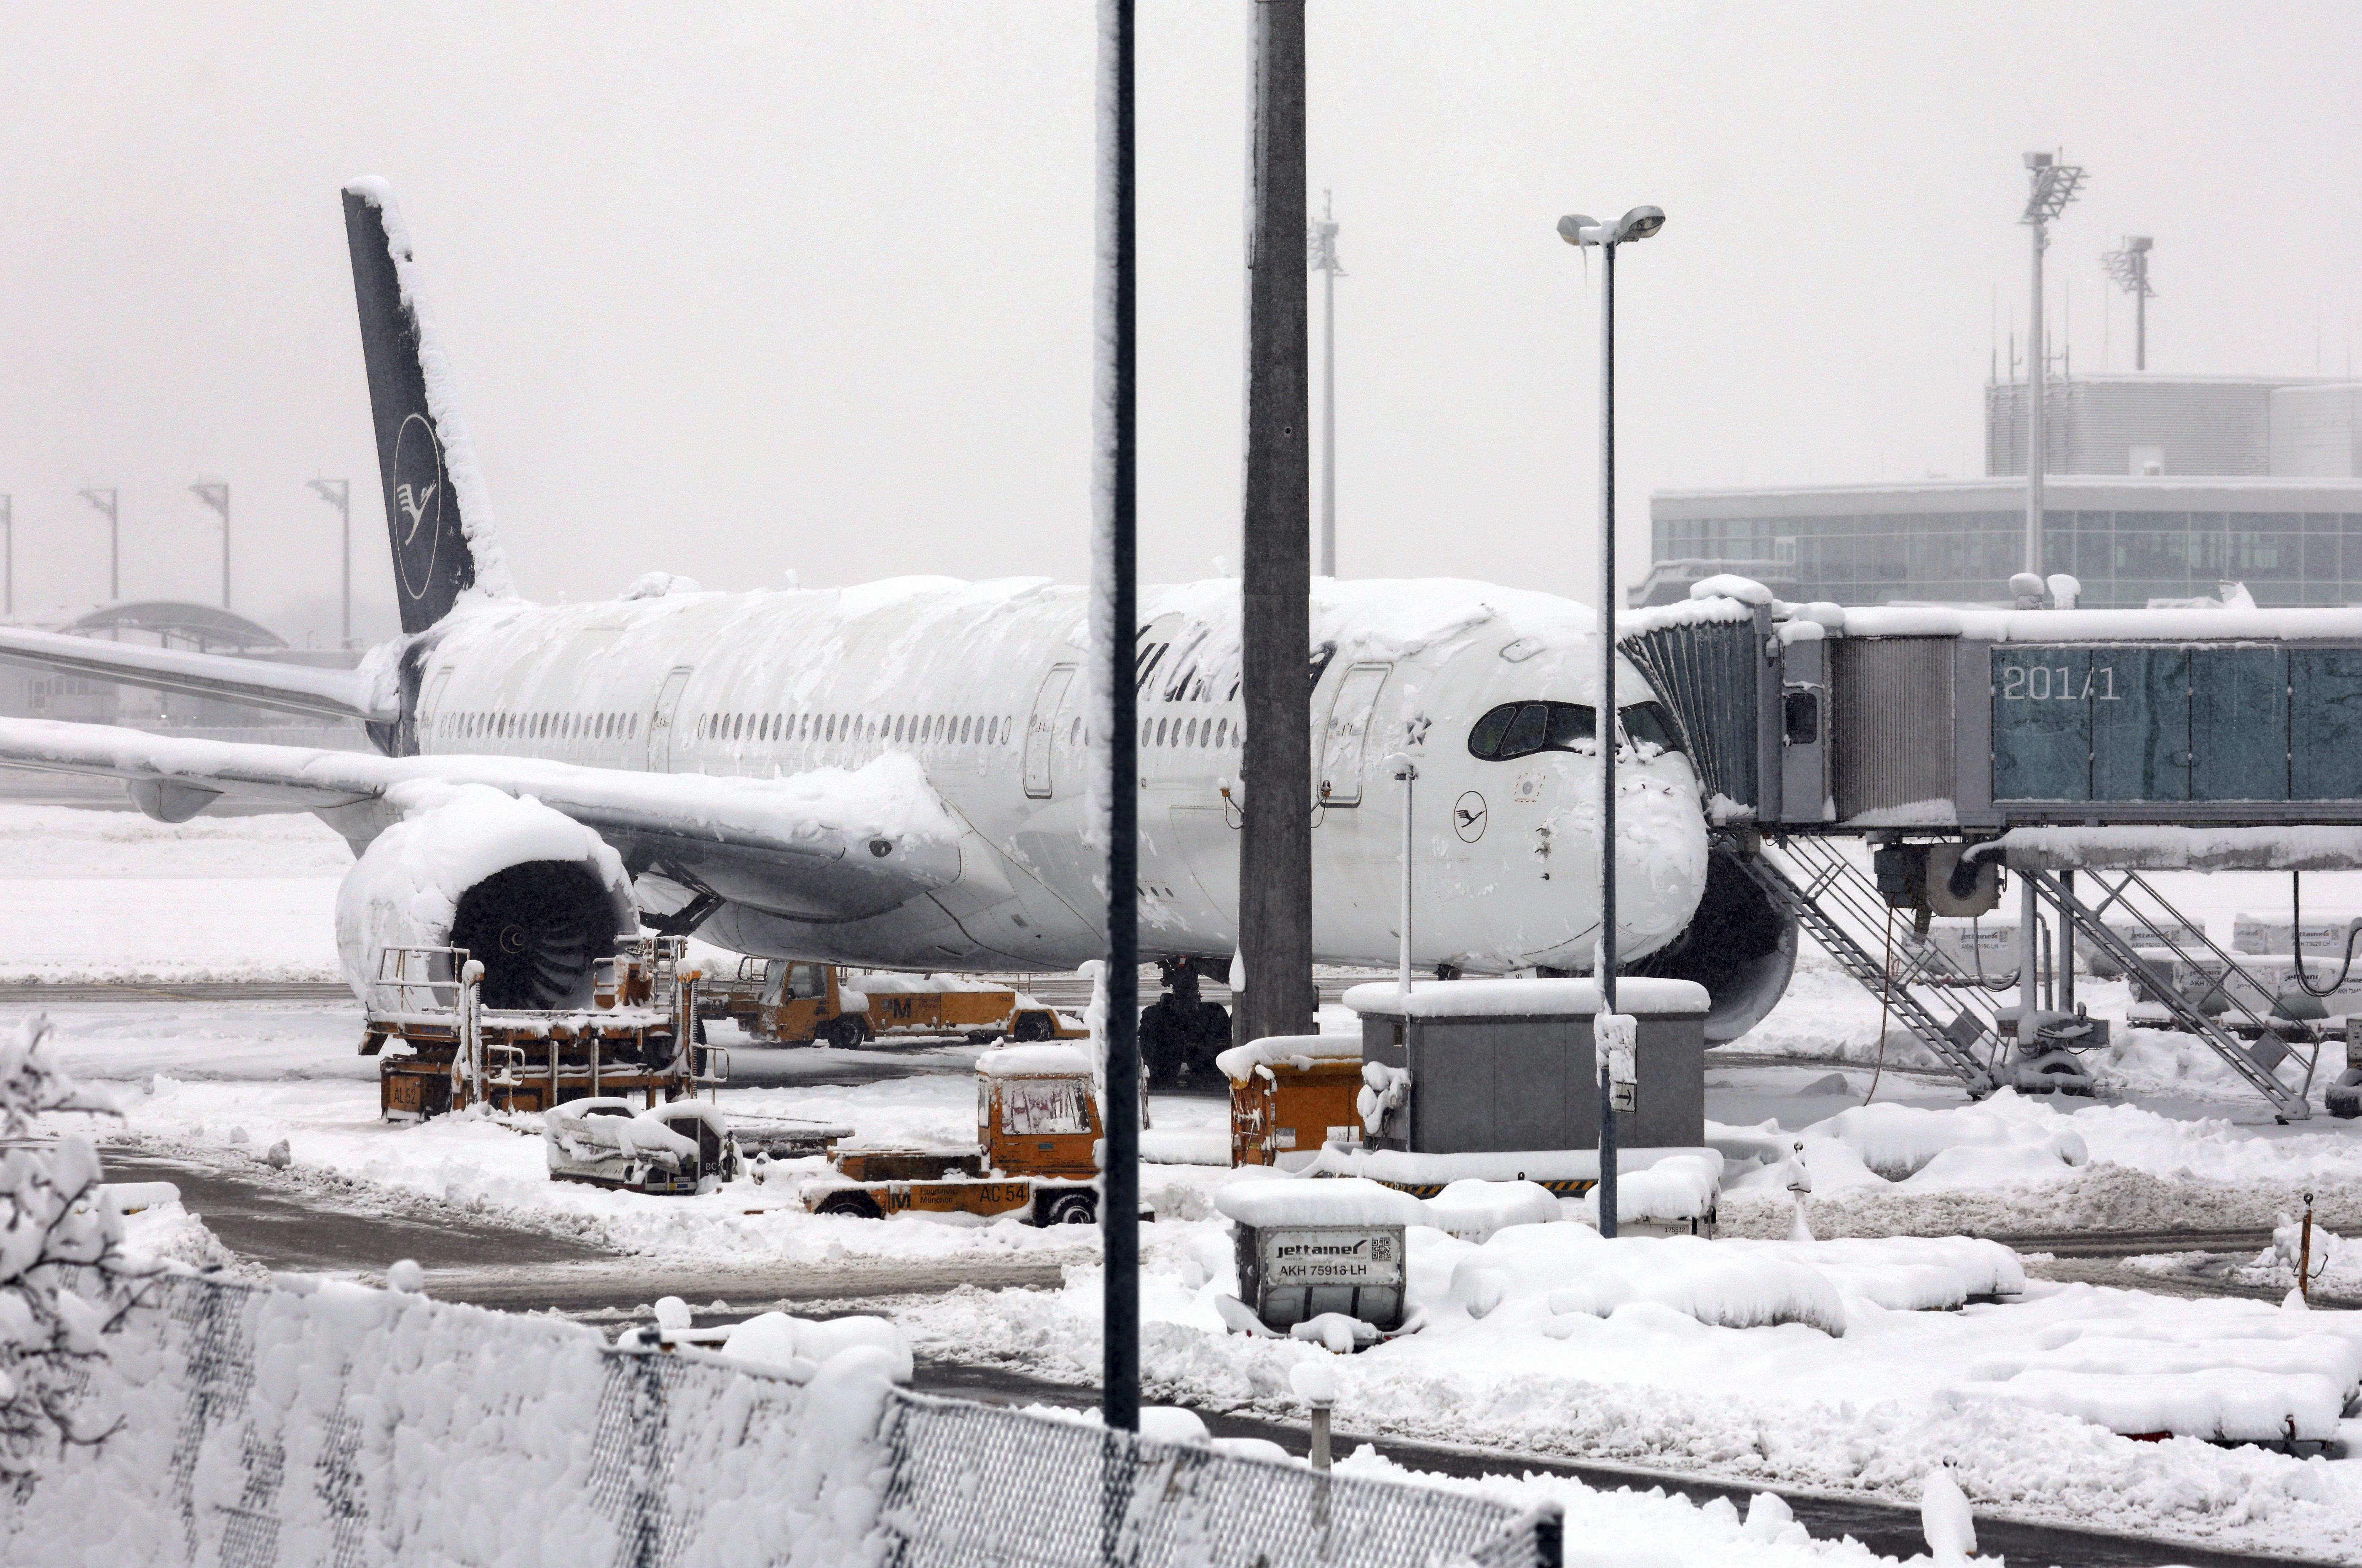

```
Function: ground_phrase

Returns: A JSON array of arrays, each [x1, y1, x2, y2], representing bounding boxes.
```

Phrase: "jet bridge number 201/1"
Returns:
[[1992, 644, 2362, 803]]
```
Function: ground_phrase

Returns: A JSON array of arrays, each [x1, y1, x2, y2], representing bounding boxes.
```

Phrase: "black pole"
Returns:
[[1596, 240, 1619, 1240], [1239, 0, 1315, 1048], [1097, 0, 1140, 1436]]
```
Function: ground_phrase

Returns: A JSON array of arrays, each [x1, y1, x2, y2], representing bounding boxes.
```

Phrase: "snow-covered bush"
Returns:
[[0, 1015, 146, 1478]]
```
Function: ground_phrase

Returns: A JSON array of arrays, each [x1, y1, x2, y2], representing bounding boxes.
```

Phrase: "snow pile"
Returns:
[[1535, 1235, 1848, 1336], [719, 1310, 915, 1385], [1582, 1152, 1722, 1227], [1790, 1101, 2088, 1183], [2221, 1214, 2362, 1295], [1431, 1225, 1849, 1336], [1420, 1179, 1560, 1242], [1723, 1236, 2025, 1311], [1947, 1312, 2362, 1441]]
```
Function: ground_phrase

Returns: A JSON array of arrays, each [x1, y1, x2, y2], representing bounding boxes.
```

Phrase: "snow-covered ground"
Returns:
[[14, 802, 2362, 1561]]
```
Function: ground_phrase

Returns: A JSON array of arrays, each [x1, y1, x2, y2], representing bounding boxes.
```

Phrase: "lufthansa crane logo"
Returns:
[[1453, 789, 1487, 843], [390, 412, 445, 602]]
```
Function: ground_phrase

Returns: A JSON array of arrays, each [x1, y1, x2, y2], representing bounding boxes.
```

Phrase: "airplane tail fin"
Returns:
[[342, 178, 517, 634]]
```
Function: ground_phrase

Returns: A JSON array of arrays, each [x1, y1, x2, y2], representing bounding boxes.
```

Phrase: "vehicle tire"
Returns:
[[1012, 1012, 1054, 1043], [1186, 1001, 1233, 1078], [824, 1015, 866, 1050], [693, 1015, 708, 1047], [815, 1189, 883, 1219], [1040, 1190, 1098, 1227], [1138, 1001, 1184, 1088]]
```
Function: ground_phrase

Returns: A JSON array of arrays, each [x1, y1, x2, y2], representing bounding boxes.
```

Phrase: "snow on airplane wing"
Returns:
[[0, 717, 963, 922], [0, 624, 400, 724]]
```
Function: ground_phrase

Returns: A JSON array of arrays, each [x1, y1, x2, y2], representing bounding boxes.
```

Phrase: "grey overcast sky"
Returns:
[[1, 2, 2356, 642]]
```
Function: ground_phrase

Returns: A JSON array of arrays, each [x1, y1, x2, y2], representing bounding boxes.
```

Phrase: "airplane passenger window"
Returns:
[[1619, 701, 1685, 755], [1466, 701, 1598, 762]]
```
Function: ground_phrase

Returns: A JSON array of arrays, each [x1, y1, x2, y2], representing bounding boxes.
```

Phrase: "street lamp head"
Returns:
[[1613, 206, 1665, 242], [1559, 207, 1662, 247]]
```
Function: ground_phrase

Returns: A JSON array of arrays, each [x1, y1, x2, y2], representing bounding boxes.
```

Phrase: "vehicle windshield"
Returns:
[[1467, 699, 1684, 761]]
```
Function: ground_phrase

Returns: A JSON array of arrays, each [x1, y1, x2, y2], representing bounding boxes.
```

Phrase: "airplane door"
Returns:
[[1024, 664, 1076, 799], [1317, 661, 1392, 806], [419, 668, 453, 749], [647, 666, 693, 772]]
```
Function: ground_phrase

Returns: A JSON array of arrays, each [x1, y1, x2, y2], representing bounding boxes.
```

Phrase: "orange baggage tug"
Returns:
[[803, 1044, 1114, 1226], [1216, 1033, 1365, 1169], [701, 959, 1088, 1048], [365, 934, 723, 1120]]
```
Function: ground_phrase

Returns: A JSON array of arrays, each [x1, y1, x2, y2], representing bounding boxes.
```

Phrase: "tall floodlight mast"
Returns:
[[309, 478, 354, 646], [1308, 191, 1345, 577], [0, 495, 11, 619], [77, 488, 119, 602], [2020, 151, 2086, 577], [190, 481, 232, 610], [2101, 236, 2155, 372]]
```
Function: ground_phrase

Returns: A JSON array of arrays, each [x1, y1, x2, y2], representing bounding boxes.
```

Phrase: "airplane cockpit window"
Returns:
[[1468, 699, 1685, 761], [1618, 701, 1685, 755], [1467, 701, 1594, 761]]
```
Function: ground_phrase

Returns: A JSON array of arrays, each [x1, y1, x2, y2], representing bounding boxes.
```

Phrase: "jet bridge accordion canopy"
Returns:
[[1621, 597, 2362, 832]]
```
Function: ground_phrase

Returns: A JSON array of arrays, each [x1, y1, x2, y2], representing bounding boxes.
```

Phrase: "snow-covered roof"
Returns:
[[1213, 1032, 1361, 1082], [1808, 603, 2362, 643], [1213, 1176, 1428, 1229], [1342, 977, 1710, 1019], [975, 1044, 1093, 1077]]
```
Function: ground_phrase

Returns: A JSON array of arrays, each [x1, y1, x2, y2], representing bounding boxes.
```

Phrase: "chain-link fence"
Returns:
[[4, 1273, 1557, 1567]]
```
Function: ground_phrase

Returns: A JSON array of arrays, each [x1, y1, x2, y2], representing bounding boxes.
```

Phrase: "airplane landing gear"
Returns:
[[1141, 957, 1231, 1089]]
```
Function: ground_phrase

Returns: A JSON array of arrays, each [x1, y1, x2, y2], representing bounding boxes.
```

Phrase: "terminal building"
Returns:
[[1640, 374, 2362, 609]]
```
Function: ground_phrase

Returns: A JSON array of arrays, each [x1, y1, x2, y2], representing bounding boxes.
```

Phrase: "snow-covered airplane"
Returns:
[[0, 182, 1793, 1052]]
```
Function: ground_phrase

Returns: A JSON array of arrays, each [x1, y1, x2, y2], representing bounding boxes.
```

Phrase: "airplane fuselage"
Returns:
[[406, 575, 1711, 975]]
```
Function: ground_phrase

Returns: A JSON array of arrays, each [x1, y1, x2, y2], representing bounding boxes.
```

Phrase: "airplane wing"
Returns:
[[0, 625, 397, 724], [0, 717, 962, 923]]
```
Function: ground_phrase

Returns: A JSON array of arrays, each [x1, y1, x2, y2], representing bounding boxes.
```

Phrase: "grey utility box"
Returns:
[[1345, 977, 1709, 1154], [1213, 1180, 1423, 1332]]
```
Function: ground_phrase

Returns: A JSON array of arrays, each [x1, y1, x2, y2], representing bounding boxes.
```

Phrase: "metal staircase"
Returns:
[[1733, 835, 2002, 1097], [2025, 866, 2316, 1122]]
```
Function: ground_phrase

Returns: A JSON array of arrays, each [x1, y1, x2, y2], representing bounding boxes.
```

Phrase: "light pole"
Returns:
[[2101, 236, 2155, 372], [1308, 191, 1345, 577], [309, 478, 353, 645], [190, 481, 231, 610], [78, 488, 118, 602], [1557, 204, 1665, 1239], [2019, 152, 2085, 576], [1, 494, 11, 619]]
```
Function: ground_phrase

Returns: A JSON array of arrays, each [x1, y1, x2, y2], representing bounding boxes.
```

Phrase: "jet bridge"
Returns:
[[1623, 590, 2362, 1120]]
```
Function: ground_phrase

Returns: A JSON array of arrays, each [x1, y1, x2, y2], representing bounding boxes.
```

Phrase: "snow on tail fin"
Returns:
[[341, 178, 516, 634]]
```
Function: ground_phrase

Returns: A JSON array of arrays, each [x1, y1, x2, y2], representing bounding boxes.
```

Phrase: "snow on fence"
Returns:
[[3, 1273, 1559, 1568]]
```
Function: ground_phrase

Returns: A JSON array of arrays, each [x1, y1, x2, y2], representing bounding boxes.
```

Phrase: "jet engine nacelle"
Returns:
[[335, 784, 637, 1011], [1625, 842, 1797, 1042]]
